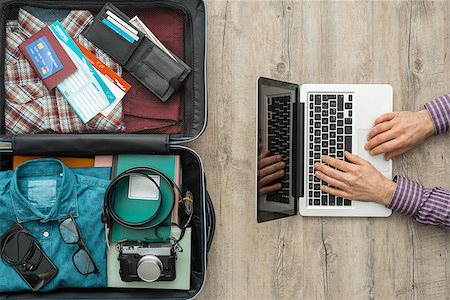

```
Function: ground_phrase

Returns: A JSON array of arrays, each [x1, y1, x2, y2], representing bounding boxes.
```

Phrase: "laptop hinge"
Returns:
[[296, 99, 305, 199]]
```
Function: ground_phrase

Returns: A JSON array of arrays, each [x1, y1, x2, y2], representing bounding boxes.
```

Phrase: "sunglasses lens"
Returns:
[[73, 248, 96, 275], [59, 218, 79, 244]]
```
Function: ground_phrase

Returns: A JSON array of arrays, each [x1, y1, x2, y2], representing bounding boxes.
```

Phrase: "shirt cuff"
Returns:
[[387, 176, 423, 217], [424, 95, 450, 135]]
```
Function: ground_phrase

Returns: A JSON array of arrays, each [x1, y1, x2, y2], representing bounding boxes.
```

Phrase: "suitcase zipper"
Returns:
[[0, 0, 194, 138]]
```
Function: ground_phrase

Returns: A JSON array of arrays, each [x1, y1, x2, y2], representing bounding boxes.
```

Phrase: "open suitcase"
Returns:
[[0, 0, 215, 299]]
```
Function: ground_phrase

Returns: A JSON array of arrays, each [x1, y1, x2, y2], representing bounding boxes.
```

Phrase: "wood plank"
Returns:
[[194, 1, 450, 299], [399, 1, 450, 300]]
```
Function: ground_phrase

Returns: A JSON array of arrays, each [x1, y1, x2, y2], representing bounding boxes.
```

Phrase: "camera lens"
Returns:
[[137, 255, 163, 282]]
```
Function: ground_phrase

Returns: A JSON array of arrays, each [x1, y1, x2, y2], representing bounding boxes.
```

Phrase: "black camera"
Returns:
[[118, 242, 176, 282]]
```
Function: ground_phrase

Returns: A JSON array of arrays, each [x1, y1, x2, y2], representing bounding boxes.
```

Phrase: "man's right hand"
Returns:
[[258, 151, 285, 195], [365, 110, 435, 160]]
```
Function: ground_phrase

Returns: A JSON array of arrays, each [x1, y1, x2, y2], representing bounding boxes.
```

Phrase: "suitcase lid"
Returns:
[[0, 0, 207, 155]]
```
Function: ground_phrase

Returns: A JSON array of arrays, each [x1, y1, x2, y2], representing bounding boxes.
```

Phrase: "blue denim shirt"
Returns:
[[0, 159, 110, 292]]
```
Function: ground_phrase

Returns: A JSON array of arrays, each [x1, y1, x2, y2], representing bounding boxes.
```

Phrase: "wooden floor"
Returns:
[[190, 1, 450, 299]]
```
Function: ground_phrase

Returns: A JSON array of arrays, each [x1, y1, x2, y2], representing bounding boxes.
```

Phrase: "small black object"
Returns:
[[315, 95, 321, 105], [0, 223, 57, 291], [338, 97, 343, 111], [345, 136, 352, 152], [329, 195, 336, 206], [118, 242, 176, 282], [84, 3, 191, 102]]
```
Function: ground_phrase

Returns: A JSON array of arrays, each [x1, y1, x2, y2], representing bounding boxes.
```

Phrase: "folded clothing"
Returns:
[[0, 159, 110, 292], [122, 8, 185, 134], [4, 8, 125, 135], [122, 74, 182, 133]]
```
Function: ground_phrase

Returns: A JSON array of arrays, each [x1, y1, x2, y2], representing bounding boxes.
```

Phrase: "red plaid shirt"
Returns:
[[4, 9, 125, 135]]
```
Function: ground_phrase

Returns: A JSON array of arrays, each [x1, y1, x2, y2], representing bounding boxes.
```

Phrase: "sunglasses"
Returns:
[[58, 214, 99, 276]]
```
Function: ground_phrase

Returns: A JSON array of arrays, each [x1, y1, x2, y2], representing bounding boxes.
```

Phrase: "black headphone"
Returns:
[[102, 166, 193, 234], [1, 229, 42, 272]]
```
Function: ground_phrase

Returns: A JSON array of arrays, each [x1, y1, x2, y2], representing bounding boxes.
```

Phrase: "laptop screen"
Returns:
[[257, 77, 298, 223]]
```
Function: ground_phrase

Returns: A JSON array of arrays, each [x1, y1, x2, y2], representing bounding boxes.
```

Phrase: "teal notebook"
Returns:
[[107, 227, 191, 290], [111, 154, 177, 242]]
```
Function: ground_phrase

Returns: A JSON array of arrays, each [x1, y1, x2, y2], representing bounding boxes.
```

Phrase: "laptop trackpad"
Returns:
[[358, 129, 390, 173]]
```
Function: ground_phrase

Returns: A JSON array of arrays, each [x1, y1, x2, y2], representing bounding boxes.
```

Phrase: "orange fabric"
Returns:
[[13, 156, 95, 169]]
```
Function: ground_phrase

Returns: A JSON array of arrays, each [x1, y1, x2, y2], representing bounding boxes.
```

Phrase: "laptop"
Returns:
[[256, 77, 393, 222]]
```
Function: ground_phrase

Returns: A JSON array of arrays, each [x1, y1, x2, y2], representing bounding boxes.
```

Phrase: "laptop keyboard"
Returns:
[[307, 94, 353, 207], [266, 95, 291, 204]]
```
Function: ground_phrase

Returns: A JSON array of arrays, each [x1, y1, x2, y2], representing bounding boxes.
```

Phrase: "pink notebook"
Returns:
[[95, 155, 113, 167]]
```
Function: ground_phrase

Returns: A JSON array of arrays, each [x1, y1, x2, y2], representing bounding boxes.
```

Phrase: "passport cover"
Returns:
[[19, 26, 77, 90]]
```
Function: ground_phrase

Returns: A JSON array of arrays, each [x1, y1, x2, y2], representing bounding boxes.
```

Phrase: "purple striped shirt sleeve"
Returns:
[[387, 176, 450, 229], [424, 94, 450, 134]]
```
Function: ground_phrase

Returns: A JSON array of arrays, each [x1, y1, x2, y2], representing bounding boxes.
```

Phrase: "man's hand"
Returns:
[[314, 151, 396, 206], [258, 151, 285, 195], [365, 110, 435, 160]]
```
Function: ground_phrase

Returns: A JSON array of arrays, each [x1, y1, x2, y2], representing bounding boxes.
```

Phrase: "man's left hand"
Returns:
[[314, 151, 396, 206]]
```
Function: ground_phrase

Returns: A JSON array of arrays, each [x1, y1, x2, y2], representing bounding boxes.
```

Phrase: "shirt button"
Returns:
[[43, 231, 49, 238]]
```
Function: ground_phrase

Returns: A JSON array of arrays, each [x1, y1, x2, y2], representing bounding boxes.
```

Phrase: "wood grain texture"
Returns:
[[189, 1, 450, 299]]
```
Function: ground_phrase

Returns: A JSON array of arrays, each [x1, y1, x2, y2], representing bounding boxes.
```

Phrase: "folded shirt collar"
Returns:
[[17, 7, 93, 39], [10, 159, 78, 223]]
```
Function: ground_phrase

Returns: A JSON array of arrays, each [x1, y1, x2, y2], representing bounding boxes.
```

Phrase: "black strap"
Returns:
[[102, 167, 181, 231], [205, 191, 215, 254], [169, 78, 183, 90]]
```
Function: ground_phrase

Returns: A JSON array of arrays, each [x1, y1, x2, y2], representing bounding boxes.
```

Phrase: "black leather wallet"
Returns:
[[84, 3, 191, 102]]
